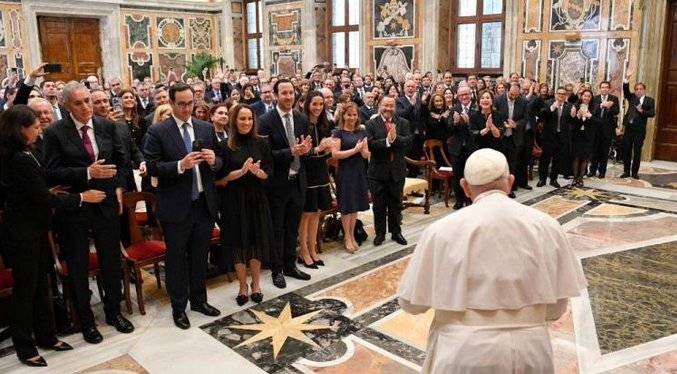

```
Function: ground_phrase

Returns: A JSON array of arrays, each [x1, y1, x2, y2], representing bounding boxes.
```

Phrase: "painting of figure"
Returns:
[[374, 46, 414, 82], [374, 0, 415, 39]]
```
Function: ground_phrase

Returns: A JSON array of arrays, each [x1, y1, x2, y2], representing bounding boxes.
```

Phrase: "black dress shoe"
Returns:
[[586, 172, 595, 178], [284, 267, 311, 281], [191, 302, 221, 317], [620, 173, 630, 178], [519, 184, 533, 190], [549, 180, 561, 188], [272, 272, 286, 288], [536, 180, 546, 187], [297, 257, 318, 269], [106, 313, 135, 334], [632, 174, 639, 179], [251, 292, 263, 304], [236, 294, 249, 306], [82, 325, 103, 344], [598, 174, 605, 179], [172, 311, 191, 330], [20, 356, 47, 367], [373, 234, 385, 246], [508, 192, 516, 198], [38, 340, 73, 351], [452, 201, 464, 210], [313, 259, 325, 266], [391, 233, 408, 245]]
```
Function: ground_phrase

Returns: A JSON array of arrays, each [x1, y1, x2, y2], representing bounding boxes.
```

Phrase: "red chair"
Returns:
[[423, 139, 453, 207], [120, 192, 166, 315]]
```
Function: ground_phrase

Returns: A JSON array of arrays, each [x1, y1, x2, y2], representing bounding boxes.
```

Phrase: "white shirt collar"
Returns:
[[173, 115, 192, 129], [71, 114, 93, 130], [276, 105, 292, 118]]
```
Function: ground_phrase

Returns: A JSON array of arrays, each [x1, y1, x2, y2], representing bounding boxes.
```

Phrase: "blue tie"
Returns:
[[181, 123, 199, 201]]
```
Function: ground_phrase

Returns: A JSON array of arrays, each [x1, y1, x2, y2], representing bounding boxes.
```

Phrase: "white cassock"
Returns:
[[398, 191, 587, 374]]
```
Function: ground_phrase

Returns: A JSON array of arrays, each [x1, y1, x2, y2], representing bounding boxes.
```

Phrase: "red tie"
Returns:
[[81, 125, 95, 162]]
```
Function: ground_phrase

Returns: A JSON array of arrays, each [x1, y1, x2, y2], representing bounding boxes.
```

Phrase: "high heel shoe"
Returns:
[[313, 259, 325, 266], [20, 355, 47, 367], [297, 257, 318, 269], [38, 340, 73, 351], [236, 294, 249, 306]]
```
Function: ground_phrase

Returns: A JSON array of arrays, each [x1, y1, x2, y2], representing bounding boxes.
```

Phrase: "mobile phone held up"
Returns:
[[44, 64, 62, 73], [192, 139, 204, 153]]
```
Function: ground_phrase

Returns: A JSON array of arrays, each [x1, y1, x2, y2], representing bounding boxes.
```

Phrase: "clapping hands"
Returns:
[[292, 135, 313, 156]]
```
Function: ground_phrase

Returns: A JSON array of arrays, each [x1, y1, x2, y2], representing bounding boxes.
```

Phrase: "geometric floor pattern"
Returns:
[[0, 161, 675, 373]]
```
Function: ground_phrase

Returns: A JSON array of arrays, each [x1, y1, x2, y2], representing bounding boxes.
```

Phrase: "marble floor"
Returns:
[[0, 161, 675, 373]]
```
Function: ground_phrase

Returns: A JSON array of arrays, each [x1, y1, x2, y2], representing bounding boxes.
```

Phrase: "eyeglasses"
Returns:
[[174, 101, 194, 108]]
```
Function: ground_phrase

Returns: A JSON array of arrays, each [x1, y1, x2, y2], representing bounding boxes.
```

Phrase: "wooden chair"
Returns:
[[403, 157, 433, 214], [48, 231, 103, 328], [423, 139, 454, 207], [120, 192, 166, 315], [317, 158, 339, 253]]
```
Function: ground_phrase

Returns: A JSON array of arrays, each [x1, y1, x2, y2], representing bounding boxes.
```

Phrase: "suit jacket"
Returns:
[[143, 117, 222, 223], [538, 100, 573, 146], [251, 100, 276, 118], [359, 105, 378, 124], [622, 82, 655, 131], [137, 97, 155, 119], [1, 151, 80, 239], [43, 115, 126, 220], [14, 81, 68, 119], [32, 136, 46, 164], [495, 94, 528, 148], [592, 94, 620, 140], [256, 108, 309, 193], [366, 115, 412, 182], [396, 96, 425, 134], [205, 88, 227, 104], [447, 103, 475, 157]]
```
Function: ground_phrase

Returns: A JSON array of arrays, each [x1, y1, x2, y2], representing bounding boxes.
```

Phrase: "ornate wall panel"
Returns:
[[269, 8, 302, 47], [373, 45, 414, 82], [524, 0, 544, 33], [521, 40, 542, 80], [264, 2, 304, 75], [373, 0, 415, 39], [550, 0, 601, 31], [546, 39, 599, 88], [315, 4, 328, 63], [0, 3, 29, 82], [190, 17, 212, 50], [272, 50, 303, 77]]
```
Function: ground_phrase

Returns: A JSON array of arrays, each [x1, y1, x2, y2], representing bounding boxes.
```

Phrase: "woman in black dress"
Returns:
[[0, 105, 105, 367], [570, 89, 598, 187], [120, 88, 149, 151], [469, 90, 503, 151], [215, 104, 273, 306], [425, 93, 451, 143], [298, 91, 334, 268], [331, 102, 370, 253]]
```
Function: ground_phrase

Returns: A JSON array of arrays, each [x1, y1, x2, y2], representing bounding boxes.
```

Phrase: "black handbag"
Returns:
[[354, 219, 368, 245]]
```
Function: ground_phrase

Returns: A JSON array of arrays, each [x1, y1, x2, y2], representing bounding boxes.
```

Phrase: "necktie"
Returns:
[[81, 125, 95, 163], [54, 105, 62, 120], [283, 113, 300, 173], [601, 96, 606, 117], [182, 123, 199, 200], [557, 106, 562, 133]]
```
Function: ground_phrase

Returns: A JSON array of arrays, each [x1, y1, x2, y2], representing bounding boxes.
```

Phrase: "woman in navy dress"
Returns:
[[331, 102, 370, 253]]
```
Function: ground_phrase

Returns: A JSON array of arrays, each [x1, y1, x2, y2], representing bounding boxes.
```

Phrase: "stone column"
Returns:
[[221, 0, 236, 68], [302, 0, 318, 72], [422, 0, 439, 72], [503, 0, 518, 77]]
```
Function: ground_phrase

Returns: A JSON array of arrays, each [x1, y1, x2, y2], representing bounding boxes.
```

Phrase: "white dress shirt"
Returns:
[[174, 115, 204, 193]]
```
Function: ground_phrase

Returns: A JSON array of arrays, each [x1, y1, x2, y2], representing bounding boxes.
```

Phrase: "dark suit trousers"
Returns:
[[515, 130, 534, 186], [539, 137, 563, 181], [407, 133, 424, 177], [501, 139, 518, 189], [8, 236, 58, 359], [590, 132, 611, 176], [161, 194, 213, 311], [56, 205, 122, 326], [622, 126, 646, 176], [268, 177, 304, 273], [452, 150, 470, 202], [370, 177, 405, 236]]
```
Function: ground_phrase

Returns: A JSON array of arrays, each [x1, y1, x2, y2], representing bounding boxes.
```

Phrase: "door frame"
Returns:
[[653, 0, 677, 160], [23, 0, 123, 83]]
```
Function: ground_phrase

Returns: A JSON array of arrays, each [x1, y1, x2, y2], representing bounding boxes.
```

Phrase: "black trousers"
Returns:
[[161, 194, 214, 311], [622, 126, 646, 176], [451, 150, 470, 203], [7, 235, 58, 360], [56, 205, 122, 327], [590, 133, 612, 176], [515, 131, 534, 186], [407, 133, 424, 177], [501, 140, 518, 189], [539, 138, 563, 182], [370, 177, 405, 236], [268, 177, 304, 273]]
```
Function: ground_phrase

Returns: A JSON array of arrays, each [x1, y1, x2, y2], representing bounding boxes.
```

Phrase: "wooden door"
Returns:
[[655, 1, 677, 161], [38, 17, 102, 82]]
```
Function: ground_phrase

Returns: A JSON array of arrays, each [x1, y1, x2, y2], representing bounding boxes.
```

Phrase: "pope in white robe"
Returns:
[[397, 148, 587, 374]]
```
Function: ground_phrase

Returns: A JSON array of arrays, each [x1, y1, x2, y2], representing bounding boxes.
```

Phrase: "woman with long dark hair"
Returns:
[[569, 89, 598, 187], [215, 104, 273, 306], [425, 93, 451, 143], [469, 90, 503, 151], [298, 91, 334, 267], [119, 88, 149, 150], [0, 105, 105, 367]]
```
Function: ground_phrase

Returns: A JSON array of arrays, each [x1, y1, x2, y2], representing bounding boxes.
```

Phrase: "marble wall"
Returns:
[[120, 8, 221, 84], [231, 1, 245, 70], [516, 0, 642, 97], [0, 2, 30, 83], [264, 1, 304, 76]]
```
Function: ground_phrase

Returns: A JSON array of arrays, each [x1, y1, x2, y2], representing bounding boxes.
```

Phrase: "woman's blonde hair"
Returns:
[[152, 104, 173, 125], [337, 102, 361, 130]]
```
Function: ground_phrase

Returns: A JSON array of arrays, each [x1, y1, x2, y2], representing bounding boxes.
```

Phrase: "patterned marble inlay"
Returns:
[[550, 0, 601, 31], [584, 203, 647, 217], [125, 15, 151, 49], [522, 40, 541, 80], [582, 242, 677, 353], [77, 354, 149, 373], [189, 17, 212, 50], [567, 215, 677, 251], [157, 17, 185, 48], [371, 309, 433, 350], [547, 40, 599, 89], [374, 0, 415, 39], [531, 195, 589, 219], [268, 8, 302, 47], [310, 257, 410, 317]]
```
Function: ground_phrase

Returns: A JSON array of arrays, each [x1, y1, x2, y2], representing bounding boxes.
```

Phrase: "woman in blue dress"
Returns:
[[331, 102, 370, 253]]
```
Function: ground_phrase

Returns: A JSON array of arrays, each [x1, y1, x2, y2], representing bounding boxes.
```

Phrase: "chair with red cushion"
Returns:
[[423, 139, 453, 208], [120, 192, 166, 315]]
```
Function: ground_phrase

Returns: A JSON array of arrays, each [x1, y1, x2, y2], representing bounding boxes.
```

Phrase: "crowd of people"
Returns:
[[0, 60, 655, 367]]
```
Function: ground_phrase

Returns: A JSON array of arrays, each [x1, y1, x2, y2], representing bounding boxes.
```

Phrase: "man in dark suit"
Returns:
[[205, 78, 227, 104], [359, 91, 377, 124], [448, 86, 474, 209], [589, 81, 620, 178], [467, 75, 480, 110], [143, 87, 170, 124], [258, 79, 313, 289], [251, 84, 276, 117], [495, 83, 529, 196], [143, 83, 222, 329], [109, 78, 123, 108], [396, 80, 425, 177], [366, 96, 412, 246], [536, 87, 572, 188], [43, 82, 134, 344], [136, 83, 154, 119], [621, 70, 655, 178]]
